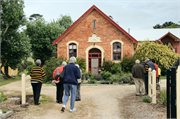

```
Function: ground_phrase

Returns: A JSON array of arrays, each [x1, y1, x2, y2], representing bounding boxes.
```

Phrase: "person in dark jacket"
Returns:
[[132, 59, 145, 96], [61, 57, 80, 112], [30, 59, 46, 105]]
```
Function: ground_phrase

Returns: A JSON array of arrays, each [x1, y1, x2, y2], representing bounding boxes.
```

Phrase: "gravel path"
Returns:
[[0, 79, 166, 119]]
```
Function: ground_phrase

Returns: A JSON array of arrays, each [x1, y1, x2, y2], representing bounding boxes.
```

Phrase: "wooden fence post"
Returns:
[[148, 68, 152, 97], [152, 70, 156, 104], [21, 73, 26, 104], [177, 66, 180, 119]]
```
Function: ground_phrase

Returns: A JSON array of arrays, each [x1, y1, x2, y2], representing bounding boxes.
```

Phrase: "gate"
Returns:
[[166, 59, 180, 119]]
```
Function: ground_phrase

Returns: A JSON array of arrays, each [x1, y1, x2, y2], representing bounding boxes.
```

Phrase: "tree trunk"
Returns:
[[4, 65, 11, 79]]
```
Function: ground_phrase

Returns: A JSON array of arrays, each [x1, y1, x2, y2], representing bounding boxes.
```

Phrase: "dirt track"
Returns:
[[0, 79, 166, 119]]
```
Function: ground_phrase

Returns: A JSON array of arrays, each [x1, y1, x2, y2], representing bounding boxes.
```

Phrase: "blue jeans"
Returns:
[[63, 84, 77, 110]]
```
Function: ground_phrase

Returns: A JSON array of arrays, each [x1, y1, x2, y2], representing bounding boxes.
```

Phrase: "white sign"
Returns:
[[88, 34, 101, 42]]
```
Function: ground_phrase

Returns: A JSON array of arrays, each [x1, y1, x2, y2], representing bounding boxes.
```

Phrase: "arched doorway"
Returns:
[[88, 48, 101, 75]]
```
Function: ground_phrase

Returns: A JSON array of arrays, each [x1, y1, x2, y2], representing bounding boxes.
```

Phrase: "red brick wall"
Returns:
[[57, 10, 135, 60]]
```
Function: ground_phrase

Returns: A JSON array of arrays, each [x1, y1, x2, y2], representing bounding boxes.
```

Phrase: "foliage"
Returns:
[[102, 61, 122, 74], [88, 78, 97, 84], [100, 71, 112, 81], [1, 0, 31, 76], [0, 91, 7, 103], [121, 56, 135, 72], [26, 15, 72, 64], [44, 57, 66, 82], [17, 60, 34, 74], [76, 58, 86, 73], [143, 96, 152, 103], [134, 42, 179, 70], [110, 73, 121, 83], [158, 90, 167, 106], [119, 73, 133, 84], [153, 21, 180, 29]]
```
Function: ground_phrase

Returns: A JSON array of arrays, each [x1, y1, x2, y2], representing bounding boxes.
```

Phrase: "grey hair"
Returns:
[[62, 61, 67, 66], [36, 59, 41, 66], [69, 56, 76, 63], [135, 59, 140, 64]]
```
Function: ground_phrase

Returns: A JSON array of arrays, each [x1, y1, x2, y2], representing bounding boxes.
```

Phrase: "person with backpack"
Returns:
[[52, 61, 67, 104]]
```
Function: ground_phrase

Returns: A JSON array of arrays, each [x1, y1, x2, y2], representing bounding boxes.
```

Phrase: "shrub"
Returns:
[[0, 91, 7, 103], [143, 96, 152, 103], [76, 58, 86, 73], [158, 90, 167, 106], [110, 73, 121, 83], [101, 60, 122, 74], [88, 74, 97, 84], [134, 42, 179, 70], [121, 56, 135, 72], [100, 71, 112, 81], [119, 73, 134, 84], [44, 57, 65, 82]]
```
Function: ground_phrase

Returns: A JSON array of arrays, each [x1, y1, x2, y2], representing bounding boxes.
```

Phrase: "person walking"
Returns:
[[132, 59, 145, 96], [52, 61, 67, 104], [61, 57, 80, 112], [75, 64, 82, 101], [30, 59, 46, 105]]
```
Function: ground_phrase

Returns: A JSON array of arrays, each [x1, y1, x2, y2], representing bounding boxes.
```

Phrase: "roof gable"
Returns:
[[158, 32, 180, 42], [52, 5, 137, 45]]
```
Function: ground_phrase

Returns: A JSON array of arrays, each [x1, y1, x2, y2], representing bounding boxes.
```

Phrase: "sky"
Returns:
[[24, 0, 180, 40]]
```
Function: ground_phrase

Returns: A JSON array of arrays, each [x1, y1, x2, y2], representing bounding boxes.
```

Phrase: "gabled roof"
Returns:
[[157, 32, 180, 42], [52, 5, 137, 45]]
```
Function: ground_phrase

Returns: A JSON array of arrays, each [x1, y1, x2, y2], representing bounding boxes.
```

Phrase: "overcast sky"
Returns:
[[24, 0, 180, 40]]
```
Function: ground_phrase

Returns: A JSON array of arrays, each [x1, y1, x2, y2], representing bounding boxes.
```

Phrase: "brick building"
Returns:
[[157, 32, 180, 54], [53, 5, 137, 74]]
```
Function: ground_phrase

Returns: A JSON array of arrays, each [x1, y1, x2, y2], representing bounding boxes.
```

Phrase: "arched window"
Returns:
[[113, 42, 121, 60], [69, 43, 77, 58]]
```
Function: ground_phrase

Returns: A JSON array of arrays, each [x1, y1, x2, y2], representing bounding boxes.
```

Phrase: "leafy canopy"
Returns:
[[1, 0, 31, 69], [26, 15, 72, 63], [134, 42, 179, 69]]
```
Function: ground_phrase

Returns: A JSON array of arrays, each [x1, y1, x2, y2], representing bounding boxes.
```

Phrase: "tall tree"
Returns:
[[1, 0, 31, 78], [26, 15, 72, 64]]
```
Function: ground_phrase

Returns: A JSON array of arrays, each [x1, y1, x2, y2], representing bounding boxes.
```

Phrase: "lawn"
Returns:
[[0, 76, 21, 86]]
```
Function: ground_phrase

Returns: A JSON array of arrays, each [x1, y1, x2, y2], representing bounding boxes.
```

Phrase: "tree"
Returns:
[[26, 15, 72, 64], [153, 21, 180, 29], [1, 0, 31, 78], [134, 42, 179, 70]]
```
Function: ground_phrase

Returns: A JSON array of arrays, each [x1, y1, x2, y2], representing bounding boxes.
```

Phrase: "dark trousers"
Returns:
[[144, 75, 148, 95], [31, 83, 42, 105], [56, 82, 64, 103]]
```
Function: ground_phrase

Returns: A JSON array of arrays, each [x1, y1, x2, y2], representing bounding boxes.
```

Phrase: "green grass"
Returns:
[[160, 76, 166, 80], [0, 76, 21, 86]]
